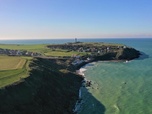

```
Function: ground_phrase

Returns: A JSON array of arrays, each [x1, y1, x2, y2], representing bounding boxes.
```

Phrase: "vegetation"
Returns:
[[0, 43, 84, 88], [0, 58, 83, 114], [0, 42, 125, 57], [0, 56, 26, 70], [0, 44, 50, 56], [0, 42, 140, 114], [0, 44, 46, 52], [47, 42, 140, 61], [44, 49, 87, 57], [0, 55, 32, 88], [47, 42, 125, 56], [0, 44, 86, 57], [0, 42, 140, 88]]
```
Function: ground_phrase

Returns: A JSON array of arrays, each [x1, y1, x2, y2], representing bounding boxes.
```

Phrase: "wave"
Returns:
[[76, 68, 87, 76]]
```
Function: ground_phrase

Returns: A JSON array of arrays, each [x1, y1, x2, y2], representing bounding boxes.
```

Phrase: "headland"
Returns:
[[0, 42, 140, 114]]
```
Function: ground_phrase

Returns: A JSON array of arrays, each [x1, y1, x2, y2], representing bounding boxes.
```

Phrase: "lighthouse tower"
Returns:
[[75, 38, 77, 43]]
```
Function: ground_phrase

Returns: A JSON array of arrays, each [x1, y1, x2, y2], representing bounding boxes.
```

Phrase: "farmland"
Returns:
[[0, 42, 124, 57], [0, 44, 86, 57], [0, 44, 84, 88], [0, 55, 31, 88], [0, 56, 26, 70], [0, 44, 47, 54]]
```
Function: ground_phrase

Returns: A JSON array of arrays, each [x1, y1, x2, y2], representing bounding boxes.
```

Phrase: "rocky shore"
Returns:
[[71, 43, 141, 113]]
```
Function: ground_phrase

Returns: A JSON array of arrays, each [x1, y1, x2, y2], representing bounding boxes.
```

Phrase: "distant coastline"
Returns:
[[0, 38, 152, 45]]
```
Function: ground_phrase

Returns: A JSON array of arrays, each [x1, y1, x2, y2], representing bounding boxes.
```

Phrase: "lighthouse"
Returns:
[[75, 38, 77, 43]]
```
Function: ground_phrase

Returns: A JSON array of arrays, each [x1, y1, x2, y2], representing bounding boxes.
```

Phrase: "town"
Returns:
[[0, 48, 41, 57], [47, 42, 126, 54], [47, 42, 128, 66]]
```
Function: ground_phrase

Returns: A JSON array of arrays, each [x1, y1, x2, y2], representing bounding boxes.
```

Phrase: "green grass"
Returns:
[[0, 44, 47, 53], [0, 56, 26, 70], [0, 58, 83, 114], [0, 44, 45, 50], [0, 42, 124, 58], [0, 44, 86, 57], [0, 55, 32, 88], [0, 44, 84, 88], [0, 42, 123, 88], [44, 49, 87, 57]]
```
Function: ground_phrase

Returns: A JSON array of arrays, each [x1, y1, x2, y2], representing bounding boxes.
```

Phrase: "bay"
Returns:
[[78, 38, 152, 114]]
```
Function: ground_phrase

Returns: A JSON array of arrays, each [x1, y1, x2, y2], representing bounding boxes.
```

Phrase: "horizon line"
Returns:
[[0, 37, 152, 40]]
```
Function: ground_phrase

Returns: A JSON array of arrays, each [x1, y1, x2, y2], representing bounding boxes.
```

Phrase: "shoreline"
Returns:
[[73, 59, 133, 113], [73, 61, 99, 113]]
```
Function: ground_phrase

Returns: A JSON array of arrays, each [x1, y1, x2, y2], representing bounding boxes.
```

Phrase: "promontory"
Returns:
[[0, 42, 140, 114]]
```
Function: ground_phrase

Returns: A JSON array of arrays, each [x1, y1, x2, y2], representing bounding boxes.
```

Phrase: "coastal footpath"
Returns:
[[0, 42, 140, 114]]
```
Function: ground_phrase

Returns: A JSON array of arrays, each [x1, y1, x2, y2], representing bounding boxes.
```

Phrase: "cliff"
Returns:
[[0, 58, 83, 114], [94, 47, 140, 61], [116, 47, 140, 60]]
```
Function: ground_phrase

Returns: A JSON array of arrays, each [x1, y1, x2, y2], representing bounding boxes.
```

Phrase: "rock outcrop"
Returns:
[[116, 48, 140, 60]]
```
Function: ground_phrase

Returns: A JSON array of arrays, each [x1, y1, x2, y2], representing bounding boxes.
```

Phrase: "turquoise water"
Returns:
[[79, 39, 152, 114]]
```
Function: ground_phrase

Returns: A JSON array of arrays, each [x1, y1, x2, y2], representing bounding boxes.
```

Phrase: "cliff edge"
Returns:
[[0, 58, 83, 114]]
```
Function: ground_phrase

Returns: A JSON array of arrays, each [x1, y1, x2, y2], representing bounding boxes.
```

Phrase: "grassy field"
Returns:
[[0, 56, 26, 70], [0, 44, 86, 57], [0, 44, 86, 88], [0, 42, 123, 57], [44, 49, 87, 57], [0, 44, 47, 53], [0, 55, 32, 88], [0, 42, 124, 88], [0, 58, 83, 114]]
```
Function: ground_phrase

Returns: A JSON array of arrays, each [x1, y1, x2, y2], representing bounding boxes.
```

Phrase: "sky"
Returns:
[[0, 0, 152, 39]]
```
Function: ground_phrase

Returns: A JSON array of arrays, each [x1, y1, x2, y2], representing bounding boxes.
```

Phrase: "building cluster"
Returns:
[[71, 57, 84, 66], [48, 43, 126, 54], [0, 48, 41, 57], [48, 43, 127, 66], [71, 55, 91, 66]]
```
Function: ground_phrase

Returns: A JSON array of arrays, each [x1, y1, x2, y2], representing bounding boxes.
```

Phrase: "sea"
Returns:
[[0, 38, 152, 114]]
